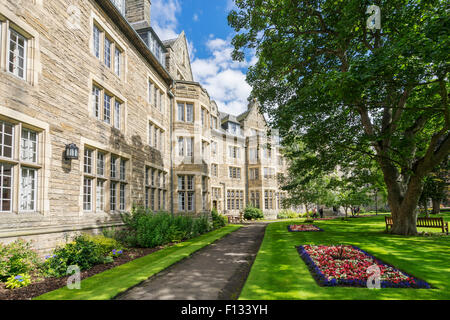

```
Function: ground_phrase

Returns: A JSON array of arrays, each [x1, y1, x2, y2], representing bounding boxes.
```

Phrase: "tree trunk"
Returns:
[[304, 203, 310, 219], [432, 198, 441, 214], [422, 198, 428, 217], [388, 176, 424, 235]]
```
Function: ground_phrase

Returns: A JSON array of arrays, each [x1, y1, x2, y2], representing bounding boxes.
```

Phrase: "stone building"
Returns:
[[0, 0, 287, 253]]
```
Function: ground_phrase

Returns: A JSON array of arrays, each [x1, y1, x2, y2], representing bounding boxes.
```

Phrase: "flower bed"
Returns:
[[297, 245, 431, 288], [288, 225, 323, 232], [313, 217, 338, 221]]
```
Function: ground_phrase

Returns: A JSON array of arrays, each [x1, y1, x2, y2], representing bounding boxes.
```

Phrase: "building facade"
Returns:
[[0, 0, 287, 253]]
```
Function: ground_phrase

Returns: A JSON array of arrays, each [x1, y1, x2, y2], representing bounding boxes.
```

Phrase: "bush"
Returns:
[[82, 234, 124, 258], [5, 273, 32, 289], [120, 208, 214, 248], [211, 208, 227, 229], [277, 210, 302, 219], [41, 235, 103, 277], [0, 239, 39, 282], [243, 206, 264, 220], [40, 234, 122, 278]]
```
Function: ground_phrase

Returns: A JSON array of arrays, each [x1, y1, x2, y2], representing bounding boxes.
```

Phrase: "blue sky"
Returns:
[[150, 0, 256, 116]]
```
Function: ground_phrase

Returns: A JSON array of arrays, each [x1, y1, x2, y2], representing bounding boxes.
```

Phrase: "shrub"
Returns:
[[243, 206, 264, 220], [277, 210, 301, 219], [5, 273, 32, 289], [211, 208, 227, 229], [40, 234, 106, 277], [0, 239, 39, 282], [120, 208, 214, 248], [82, 234, 124, 258]]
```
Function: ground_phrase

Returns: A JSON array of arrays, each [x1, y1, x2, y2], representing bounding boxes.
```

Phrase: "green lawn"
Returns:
[[35, 225, 241, 300], [239, 214, 450, 300]]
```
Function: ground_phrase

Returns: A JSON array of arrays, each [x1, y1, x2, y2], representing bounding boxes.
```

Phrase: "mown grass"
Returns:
[[34, 225, 241, 300], [239, 214, 450, 300]]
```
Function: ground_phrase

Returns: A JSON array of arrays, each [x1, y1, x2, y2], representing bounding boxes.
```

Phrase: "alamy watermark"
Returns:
[[366, 264, 381, 289], [366, 5, 381, 30], [67, 265, 81, 290]]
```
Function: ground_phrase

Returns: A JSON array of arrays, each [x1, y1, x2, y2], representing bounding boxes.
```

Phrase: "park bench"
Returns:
[[385, 216, 448, 234]]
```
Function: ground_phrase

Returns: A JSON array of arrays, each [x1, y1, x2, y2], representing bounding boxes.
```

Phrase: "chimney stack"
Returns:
[[126, 0, 152, 30]]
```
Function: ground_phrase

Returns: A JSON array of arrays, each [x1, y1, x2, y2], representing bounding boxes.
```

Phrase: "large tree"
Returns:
[[228, 0, 449, 235]]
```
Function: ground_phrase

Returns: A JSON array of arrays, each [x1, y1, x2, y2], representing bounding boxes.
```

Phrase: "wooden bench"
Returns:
[[385, 216, 448, 234]]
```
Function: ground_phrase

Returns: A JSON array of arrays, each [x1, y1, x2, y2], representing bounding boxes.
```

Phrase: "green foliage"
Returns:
[[243, 206, 264, 220], [277, 210, 303, 219], [228, 0, 450, 235], [120, 208, 213, 248], [0, 239, 39, 282], [40, 234, 123, 278], [211, 208, 228, 229], [5, 273, 32, 289], [82, 234, 124, 258]]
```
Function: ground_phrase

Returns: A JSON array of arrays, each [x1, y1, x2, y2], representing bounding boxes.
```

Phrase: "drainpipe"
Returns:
[[168, 80, 175, 215]]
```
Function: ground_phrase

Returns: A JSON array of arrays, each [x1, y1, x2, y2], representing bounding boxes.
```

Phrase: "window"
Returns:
[[96, 180, 105, 211], [249, 168, 259, 180], [110, 155, 117, 179], [177, 103, 185, 121], [178, 137, 193, 157], [264, 167, 274, 179], [227, 190, 244, 210], [177, 102, 194, 122], [265, 190, 275, 209], [114, 101, 121, 129], [229, 167, 241, 179], [110, 182, 117, 211], [114, 48, 121, 76], [21, 129, 37, 163], [92, 21, 124, 76], [97, 152, 105, 177], [83, 178, 93, 211], [111, 0, 125, 15], [228, 122, 240, 136], [211, 164, 218, 177], [83, 147, 127, 213], [0, 122, 42, 213], [250, 191, 260, 209], [120, 159, 126, 181], [178, 175, 194, 212], [149, 82, 155, 105], [84, 148, 93, 174], [92, 86, 101, 119], [249, 148, 258, 162], [228, 146, 240, 159], [149, 122, 164, 152], [145, 166, 166, 211], [104, 37, 112, 68], [91, 84, 124, 130], [0, 121, 14, 159], [103, 93, 111, 124], [119, 183, 126, 211], [8, 28, 27, 80], [0, 164, 13, 212], [93, 25, 100, 58], [186, 104, 193, 122]]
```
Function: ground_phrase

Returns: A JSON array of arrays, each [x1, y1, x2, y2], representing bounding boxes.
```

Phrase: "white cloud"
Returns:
[[151, 0, 181, 40], [193, 13, 199, 22], [226, 0, 238, 11], [192, 37, 256, 115]]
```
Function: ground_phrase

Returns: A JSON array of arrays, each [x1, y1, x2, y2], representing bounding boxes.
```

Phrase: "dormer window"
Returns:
[[228, 122, 240, 136], [111, 0, 125, 15]]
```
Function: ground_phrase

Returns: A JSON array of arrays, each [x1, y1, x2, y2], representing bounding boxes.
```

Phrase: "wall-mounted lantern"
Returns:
[[65, 143, 79, 160]]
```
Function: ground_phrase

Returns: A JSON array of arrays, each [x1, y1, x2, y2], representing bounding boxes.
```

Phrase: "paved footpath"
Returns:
[[115, 223, 267, 300]]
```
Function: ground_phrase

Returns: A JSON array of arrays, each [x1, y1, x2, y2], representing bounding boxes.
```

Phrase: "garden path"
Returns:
[[115, 223, 267, 300]]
